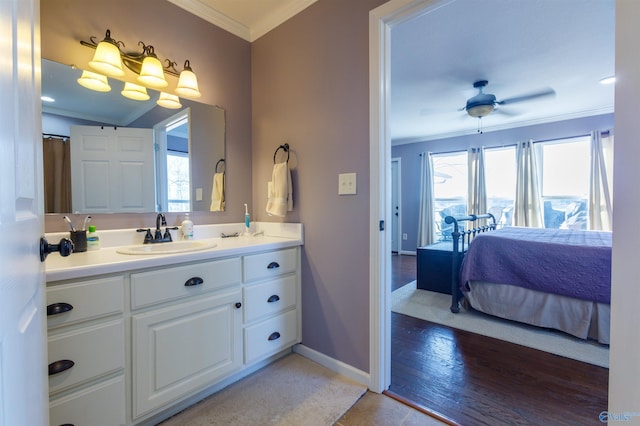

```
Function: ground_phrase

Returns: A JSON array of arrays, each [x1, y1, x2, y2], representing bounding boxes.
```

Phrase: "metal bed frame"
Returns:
[[444, 213, 497, 313]]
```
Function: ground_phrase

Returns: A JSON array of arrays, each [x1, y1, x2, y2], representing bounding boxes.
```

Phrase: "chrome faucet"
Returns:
[[136, 213, 178, 244]]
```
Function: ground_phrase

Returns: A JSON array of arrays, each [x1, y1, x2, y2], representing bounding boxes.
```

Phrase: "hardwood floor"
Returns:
[[388, 254, 609, 426]]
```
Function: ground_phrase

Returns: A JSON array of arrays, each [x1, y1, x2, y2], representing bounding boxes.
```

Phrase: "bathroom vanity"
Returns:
[[44, 223, 303, 426]]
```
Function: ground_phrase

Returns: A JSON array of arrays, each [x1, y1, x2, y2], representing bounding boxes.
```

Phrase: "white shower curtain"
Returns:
[[467, 147, 487, 220], [589, 130, 614, 231], [417, 152, 435, 246], [514, 140, 544, 228]]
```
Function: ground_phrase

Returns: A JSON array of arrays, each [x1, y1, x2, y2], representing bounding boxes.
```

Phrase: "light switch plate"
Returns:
[[338, 173, 357, 195], [196, 188, 203, 201]]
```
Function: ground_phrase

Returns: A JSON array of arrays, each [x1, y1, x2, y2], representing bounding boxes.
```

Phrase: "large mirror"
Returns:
[[41, 59, 226, 214]]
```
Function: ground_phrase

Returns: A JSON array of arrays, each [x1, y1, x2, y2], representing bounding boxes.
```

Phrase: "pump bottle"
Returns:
[[182, 213, 194, 240], [244, 204, 251, 236]]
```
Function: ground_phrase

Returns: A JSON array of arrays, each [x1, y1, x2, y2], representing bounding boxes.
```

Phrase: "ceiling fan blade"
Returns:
[[497, 87, 556, 105]]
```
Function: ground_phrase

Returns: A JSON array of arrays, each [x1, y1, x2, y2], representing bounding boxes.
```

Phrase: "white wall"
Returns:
[[609, 0, 640, 421]]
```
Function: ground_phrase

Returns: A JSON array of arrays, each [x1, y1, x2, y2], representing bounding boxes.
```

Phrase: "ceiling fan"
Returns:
[[461, 80, 556, 118]]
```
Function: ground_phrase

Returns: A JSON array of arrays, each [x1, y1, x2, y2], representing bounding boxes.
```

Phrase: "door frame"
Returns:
[[369, 0, 453, 392]]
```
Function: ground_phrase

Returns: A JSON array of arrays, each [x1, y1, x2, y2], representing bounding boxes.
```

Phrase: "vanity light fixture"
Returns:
[[137, 46, 168, 89], [80, 29, 202, 103], [77, 70, 111, 92], [175, 60, 201, 98], [121, 82, 150, 101], [88, 30, 125, 77], [157, 92, 182, 109]]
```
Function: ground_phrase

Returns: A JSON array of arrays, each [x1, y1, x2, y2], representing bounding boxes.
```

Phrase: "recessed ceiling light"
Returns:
[[599, 76, 616, 85], [41, 95, 55, 102]]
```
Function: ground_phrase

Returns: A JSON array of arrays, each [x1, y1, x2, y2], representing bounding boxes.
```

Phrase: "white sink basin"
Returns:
[[116, 240, 217, 255]]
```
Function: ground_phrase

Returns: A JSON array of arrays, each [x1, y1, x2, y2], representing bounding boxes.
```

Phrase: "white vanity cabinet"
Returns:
[[131, 257, 243, 418], [46, 275, 126, 426], [242, 248, 301, 364], [45, 233, 302, 426]]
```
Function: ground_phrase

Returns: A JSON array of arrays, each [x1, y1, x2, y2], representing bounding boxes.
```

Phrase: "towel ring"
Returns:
[[215, 159, 225, 173], [273, 143, 290, 164]]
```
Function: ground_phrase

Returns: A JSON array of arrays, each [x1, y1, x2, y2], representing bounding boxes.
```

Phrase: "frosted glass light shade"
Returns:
[[77, 70, 111, 92], [157, 92, 181, 109], [137, 55, 168, 89], [89, 40, 124, 77], [121, 82, 150, 101], [175, 61, 201, 98]]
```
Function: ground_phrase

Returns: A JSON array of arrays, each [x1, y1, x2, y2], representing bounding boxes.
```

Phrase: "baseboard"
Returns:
[[399, 250, 416, 256], [293, 344, 370, 388]]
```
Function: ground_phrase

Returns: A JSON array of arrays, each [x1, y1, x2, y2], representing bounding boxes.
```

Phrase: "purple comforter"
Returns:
[[459, 227, 612, 304]]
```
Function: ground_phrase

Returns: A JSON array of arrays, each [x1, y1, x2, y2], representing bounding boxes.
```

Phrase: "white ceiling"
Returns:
[[42, 0, 615, 144], [167, 0, 318, 42]]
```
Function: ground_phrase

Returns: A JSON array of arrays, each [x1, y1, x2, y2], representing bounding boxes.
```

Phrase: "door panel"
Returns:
[[0, 0, 48, 424]]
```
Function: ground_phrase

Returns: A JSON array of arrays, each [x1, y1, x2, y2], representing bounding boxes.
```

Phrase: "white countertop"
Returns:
[[45, 222, 303, 282]]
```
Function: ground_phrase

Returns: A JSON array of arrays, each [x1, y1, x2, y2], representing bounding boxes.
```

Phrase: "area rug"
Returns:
[[392, 281, 609, 368], [159, 353, 367, 425]]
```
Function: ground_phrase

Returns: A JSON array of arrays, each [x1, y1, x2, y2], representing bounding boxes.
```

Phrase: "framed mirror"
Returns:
[[41, 59, 226, 214]]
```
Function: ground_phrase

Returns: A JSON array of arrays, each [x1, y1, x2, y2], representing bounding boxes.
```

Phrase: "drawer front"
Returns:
[[46, 276, 124, 328], [243, 248, 298, 283], [48, 319, 124, 394], [49, 375, 126, 426], [131, 256, 241, 309], [244, 275, 297, 323], [244, 309, 298, 364]]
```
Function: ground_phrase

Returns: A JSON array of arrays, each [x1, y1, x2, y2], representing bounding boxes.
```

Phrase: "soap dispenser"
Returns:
[[182, 213, 194, 240], [244, 204, 251, 236]]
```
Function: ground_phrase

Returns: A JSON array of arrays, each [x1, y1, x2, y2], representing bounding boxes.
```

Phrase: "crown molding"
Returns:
[[168, 0, 251, 41]]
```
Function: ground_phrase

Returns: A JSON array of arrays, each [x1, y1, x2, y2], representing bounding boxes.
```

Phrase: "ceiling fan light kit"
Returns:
[[462, 80, 556, 119]]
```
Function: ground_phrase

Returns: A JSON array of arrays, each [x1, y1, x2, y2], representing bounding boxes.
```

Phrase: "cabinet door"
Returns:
[[132, 290, 242, 418]]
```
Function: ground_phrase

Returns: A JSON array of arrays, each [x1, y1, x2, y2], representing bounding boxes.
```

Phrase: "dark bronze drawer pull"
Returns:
[[267, 295, 280, 303], [184, 277, 204, 287], [267, 261, 280, 269], [48, 359, 75, 376], [268, 332, 281, 341], [47, 302, 73, 316]]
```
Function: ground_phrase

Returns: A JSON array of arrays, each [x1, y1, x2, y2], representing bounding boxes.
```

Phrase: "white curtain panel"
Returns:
[[467, 147, 487, 222], [589, 130, 614, 231], [417, 152, 436, 246], [514, 140, 544, 228]]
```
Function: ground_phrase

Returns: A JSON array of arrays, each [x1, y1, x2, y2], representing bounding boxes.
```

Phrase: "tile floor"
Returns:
[[335, 392, 449, 426]]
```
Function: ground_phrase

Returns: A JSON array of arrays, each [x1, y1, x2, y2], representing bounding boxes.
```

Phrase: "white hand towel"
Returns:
[[210, 172, 225, 211], [266, 162, 293, 217]]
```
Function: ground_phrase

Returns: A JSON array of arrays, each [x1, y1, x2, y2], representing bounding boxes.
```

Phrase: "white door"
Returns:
[[0, 0, 49, 424], [70, 125, 155, 213]]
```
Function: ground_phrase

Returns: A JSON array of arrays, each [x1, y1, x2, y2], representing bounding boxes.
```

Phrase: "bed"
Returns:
[[447, 215, 611, 344]]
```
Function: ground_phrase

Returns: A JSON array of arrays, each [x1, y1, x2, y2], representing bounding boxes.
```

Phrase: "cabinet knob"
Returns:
[[184, 277, 204, 287], [267, 295, 280, 303], [267, 261, 280, 269], [235, 302, 242, 309], [47, 302, 73, 316], [268, 331, 281, 341], [48, 359, 74, 375]]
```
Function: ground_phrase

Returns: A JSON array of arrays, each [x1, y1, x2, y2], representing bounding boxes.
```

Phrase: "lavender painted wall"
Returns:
[[251, 0, 386, 371], [392, 113, 614, 253], [41, 0, 252, 232]]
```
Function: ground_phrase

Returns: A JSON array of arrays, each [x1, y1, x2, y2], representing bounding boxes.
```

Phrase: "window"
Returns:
[[484, 146, 516, 227], [432, 151, 467, 240], [166, 150, 190, 212], [539, 136, 590, 229]]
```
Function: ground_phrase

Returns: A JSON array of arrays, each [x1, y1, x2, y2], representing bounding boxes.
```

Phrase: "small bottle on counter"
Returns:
[[182, 213, 194, 240], [86, 225, 100, 250]]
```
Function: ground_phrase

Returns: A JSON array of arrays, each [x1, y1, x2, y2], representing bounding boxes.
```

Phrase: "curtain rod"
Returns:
[[418, 130, 611, 156], [43, 133, 70, 140]]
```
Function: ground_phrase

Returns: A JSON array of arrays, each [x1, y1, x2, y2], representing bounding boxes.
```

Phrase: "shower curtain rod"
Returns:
[[43, 133, 70, 140]]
